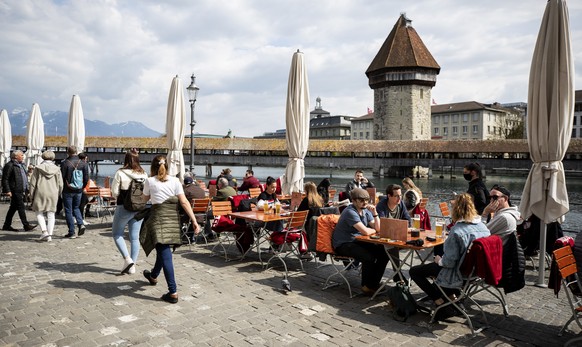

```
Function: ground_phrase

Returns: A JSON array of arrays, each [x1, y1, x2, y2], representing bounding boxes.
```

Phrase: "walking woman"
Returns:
[[140, 155, 200, 303], [29, 151, 63, 242], [111, 150, 148, 274]]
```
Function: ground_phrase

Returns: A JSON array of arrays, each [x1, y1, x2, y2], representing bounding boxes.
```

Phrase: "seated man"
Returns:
[[237, 169, 260, 192], [332, 188, 387, 295], [344, 170, 374, 201], [183, 176, 206, 200], [213, 177, 236, 201], [376, 184, 411, 280], [481, 185, 521, 246]]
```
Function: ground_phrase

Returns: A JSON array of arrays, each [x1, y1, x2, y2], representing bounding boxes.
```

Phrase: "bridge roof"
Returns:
[[11, 136, 582, 154]]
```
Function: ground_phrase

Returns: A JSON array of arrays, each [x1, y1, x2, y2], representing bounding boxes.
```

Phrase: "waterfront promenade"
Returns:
[[1, 204, 580, 346]]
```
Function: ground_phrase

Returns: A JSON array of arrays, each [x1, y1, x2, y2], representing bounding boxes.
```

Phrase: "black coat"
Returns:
[[2, 160, 27, 194], [500, 232, 526, 294]]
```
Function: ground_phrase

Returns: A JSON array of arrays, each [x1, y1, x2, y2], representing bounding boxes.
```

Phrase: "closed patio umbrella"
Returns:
[[282, 50, 310, 194], [166, 75, 186, 180], [0, 109, 11, 167], [26, 103, 45, 167], [67, 95, 85, 153], [519, 0, 574, 286]]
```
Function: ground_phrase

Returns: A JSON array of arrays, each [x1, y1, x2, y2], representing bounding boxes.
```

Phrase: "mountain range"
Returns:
[[6, 108, 162, 137]]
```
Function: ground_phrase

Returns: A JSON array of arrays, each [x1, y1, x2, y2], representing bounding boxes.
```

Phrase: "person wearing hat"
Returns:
[[332, 188, 388, 295], [183, 176, 206, 201], [481, 185, 521, 246]]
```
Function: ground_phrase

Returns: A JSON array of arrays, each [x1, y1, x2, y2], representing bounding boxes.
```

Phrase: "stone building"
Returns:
[[309, 97, 353, 140], [366, 13, 440, 141], [574, 90, 582, 139], [351, 112, 374, 140]]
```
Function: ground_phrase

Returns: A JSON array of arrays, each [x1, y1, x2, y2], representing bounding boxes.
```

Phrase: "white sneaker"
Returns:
[[46, 236, 52, 242], [38, 232, 49, 242], [83, 220, 90, 226], [120, 257, 134, 274], [128, 264, 136, 274]]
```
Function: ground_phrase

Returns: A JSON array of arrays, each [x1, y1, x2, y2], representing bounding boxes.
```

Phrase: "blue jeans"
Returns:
[[112, 206, 143, 262], [63, 192, 83, 235], [151, 244, 177, 294]]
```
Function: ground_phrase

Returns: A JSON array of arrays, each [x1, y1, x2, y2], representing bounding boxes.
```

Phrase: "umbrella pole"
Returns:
[[535, 223, 548, 287]]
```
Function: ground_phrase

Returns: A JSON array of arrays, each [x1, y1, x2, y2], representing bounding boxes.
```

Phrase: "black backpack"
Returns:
[[123, 177, 146, 211], [387, 281, 418, 321]]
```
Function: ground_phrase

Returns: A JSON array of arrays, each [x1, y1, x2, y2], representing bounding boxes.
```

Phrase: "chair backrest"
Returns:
[[439, 202, 451, 218], [328, 189, 336, 201], [211, 201, 232, 217], [366, 187, 377, 203], [208, 184, 217, 198], [248, 187, 261, 198], [192, 198, 210, 213], [85, 186, 100, 196], [290, 192, 303, 211], [461, 235, 503, 286], [554, 245, 578, 279], [286, 210, 309, 230], [315, 214, 340, 254], [229, 194, 249, 212], [103, 176, 111, 189]]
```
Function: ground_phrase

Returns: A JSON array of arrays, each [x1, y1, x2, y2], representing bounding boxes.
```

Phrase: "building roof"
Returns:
[[366, 13, 440, 75], [431, 101, 511, 114], [351, 113, 375, 122]]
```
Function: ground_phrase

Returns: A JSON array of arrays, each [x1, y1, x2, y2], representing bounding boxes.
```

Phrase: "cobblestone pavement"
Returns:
[[1, 205, 580, 347]]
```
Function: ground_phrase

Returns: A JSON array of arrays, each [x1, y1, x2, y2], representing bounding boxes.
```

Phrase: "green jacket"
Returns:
[[139, 197, 182, 256]]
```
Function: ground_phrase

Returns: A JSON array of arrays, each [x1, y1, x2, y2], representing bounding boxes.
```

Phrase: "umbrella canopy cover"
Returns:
[[0, 109, 11, 167], [67, 95, 86, 153], [282, 50, 310, 194], [165, 75, 186, 180], [519, 0, 574, 224], [26, 103, 45, 167]]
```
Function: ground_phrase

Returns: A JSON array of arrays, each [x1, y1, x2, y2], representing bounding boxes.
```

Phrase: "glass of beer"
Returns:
[[435, 219, 444, 238], [413, 214, 421, 229], [263, 202, 270, 214], [275, 202, 281, 214]]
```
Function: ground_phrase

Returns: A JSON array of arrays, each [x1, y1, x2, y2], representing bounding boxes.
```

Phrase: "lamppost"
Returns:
[[186, 74, 199, 174]]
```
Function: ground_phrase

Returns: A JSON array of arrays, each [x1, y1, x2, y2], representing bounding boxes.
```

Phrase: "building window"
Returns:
[[433, 116, 439, 124], [473, 125, 478, 134], [443, 115, 449, 124], [573, 128, 577, 138], [359, 132, 363, 138], [443, 127, 448, 135], [420, 89, 424, 99], [462, 126, 468, 134], [472, 112, 479, 121], [574, 116, 577, 126], [452, 114, 459, 123], [366, 132, 369, 139], [488, 125, 491, 134], [434, 128, 439, 135], [463, 113, 468, 122], [452, 126, 458, 135]]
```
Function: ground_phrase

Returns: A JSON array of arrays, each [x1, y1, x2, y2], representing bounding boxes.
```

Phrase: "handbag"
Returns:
[[386, 281, 417, 321], [211, 215, 237, 233]]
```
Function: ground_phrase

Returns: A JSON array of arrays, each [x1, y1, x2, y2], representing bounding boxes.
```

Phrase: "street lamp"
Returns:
[[186, 74, 199, 174]]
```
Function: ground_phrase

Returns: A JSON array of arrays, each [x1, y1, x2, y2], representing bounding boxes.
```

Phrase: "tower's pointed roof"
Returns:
[[366, 13, 440, 76]]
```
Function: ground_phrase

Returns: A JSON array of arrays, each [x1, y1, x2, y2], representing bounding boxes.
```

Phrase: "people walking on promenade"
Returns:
[[60, 146, 89, 238], [463, 162, 489, 215], [140, 155, 199, 303], [29, 151, 63, 242], [1, 150, 37, 232], [111, 150, 148, 275]]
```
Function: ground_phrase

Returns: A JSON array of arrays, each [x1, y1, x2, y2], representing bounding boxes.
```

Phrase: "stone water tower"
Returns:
[[366, 13, 440, 140]]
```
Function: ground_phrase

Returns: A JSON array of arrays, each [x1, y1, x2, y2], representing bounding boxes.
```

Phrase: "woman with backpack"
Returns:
[[111, 150, 149, 275], [140, 155, 199, 304]]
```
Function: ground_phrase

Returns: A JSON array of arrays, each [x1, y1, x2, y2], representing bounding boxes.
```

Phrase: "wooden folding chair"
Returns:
[[208, 184, 217, 198], [197, 180, 207, 190], [248, 187, 261, 198], [315, 214, 357, 298], [328, 189, 336, 202], [290, 192, 303, 211], [209, 201, 242, 261], [265, 210, 309, 277], [553, 245, 582, 338], [98, 187, 117, 222], [181, 198, 211, 249], [430, 235, 508, 336], [439, 201, 452, 225]]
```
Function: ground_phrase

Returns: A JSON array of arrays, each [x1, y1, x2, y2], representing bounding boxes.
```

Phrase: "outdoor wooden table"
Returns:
[[228, 210, 291, 263], [356, 230, 445, 300]]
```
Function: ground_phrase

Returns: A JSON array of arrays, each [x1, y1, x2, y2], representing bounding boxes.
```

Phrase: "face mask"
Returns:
[[463, 173, 473, 181]]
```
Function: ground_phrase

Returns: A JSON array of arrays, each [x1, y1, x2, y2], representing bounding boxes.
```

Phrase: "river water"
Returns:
[[91, 164, 582, 232]]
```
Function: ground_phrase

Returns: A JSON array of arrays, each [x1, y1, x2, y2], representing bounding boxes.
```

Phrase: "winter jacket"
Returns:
[[2, 159, 27, 194], [237, 176, 260, 192], [500, 232, 526, 294], [403, 189, 420, 212], [29, 160, 63, 212], [467, 178, 489, 215], [436, 219, 490, 288], [111, 168, 148, 205], [139, 196, 182, 256], [60, 156, 89, 193], [486, 206, 521, 246], [344, 179, 375, 200]]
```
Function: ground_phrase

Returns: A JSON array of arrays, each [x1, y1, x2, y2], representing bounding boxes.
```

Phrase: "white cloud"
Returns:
[[0, 0, 580, 137]]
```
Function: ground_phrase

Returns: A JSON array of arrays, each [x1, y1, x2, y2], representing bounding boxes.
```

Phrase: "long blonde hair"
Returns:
[[451, 193, 478, 223], [150, 155, 168, 182], [402, 177, 422, 198], [304, 182, 323, 208]]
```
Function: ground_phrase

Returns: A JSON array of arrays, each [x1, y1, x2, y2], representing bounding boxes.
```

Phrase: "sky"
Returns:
[[0, 0, 581, 138]]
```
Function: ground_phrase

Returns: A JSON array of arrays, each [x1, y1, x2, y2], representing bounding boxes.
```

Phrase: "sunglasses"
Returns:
[[356, 198, 369, 203], [490, 195, 504, 201]]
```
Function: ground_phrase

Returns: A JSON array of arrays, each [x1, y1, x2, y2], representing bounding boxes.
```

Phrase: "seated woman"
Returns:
[[332, 188, 387, 295], [409, 193, 490, 318], [257, 176, 283, 232], [298, 182, 324, 223]]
